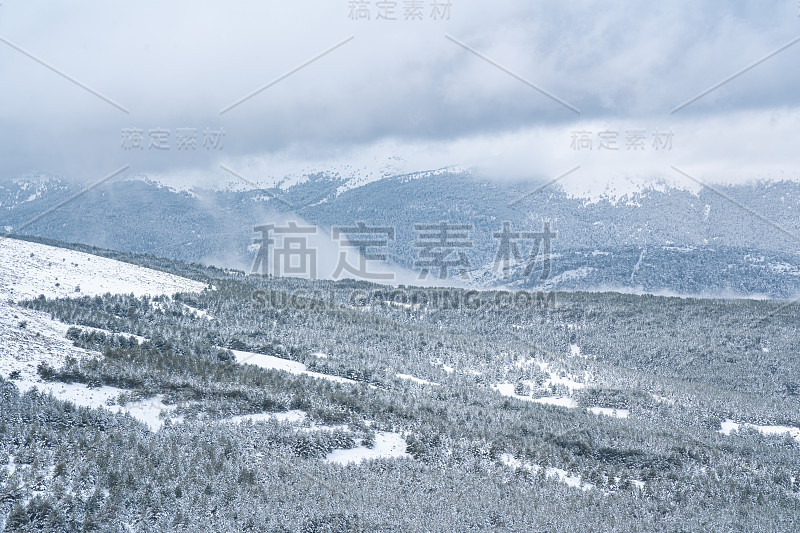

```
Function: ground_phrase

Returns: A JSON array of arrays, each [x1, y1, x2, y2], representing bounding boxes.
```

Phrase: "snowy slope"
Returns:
[[0, 237, 207, 301], [0, 236, 209, 429]]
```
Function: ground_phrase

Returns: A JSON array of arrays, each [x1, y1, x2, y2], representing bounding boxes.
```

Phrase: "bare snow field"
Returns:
[[220, 410, 411, 465], [492, 359, 599, 412], [0, 237, 207, 301], [500, 454, 645, 493], [492, 384, 580, 409], [324, 432, 410, 465]]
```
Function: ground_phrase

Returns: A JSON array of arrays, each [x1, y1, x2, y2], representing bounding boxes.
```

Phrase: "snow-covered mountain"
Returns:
[[3, 171, 800, 297], [149, 140, 465, 195]]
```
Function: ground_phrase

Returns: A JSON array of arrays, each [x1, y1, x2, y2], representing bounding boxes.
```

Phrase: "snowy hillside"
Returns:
[[0, 237, 207, 301], [0, 236, 208, 429]]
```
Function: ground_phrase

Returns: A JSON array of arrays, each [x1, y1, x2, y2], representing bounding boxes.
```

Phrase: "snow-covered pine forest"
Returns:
[[1, 234, 799, 531]]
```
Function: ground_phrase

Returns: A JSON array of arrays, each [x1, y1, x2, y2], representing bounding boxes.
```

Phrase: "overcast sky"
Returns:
[[1, 1, 799, 194]]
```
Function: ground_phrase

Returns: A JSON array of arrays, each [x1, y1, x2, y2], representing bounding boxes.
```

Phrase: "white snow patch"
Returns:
[[533, 396, 579, 408], [74, 325, 148, 343], [537, 361, 586, 391], [0, 307, 169, 431], [232, 349, 359, 385], [569, 344, 583, 357], [492, 384, 579, 409], [180, 303, 214, 320], [0, 304, 102, 385], [5, 455, 16, 476], [0, 238, 211, 432], [431, 359, 454, 373], [17, 380, 179, 431], [544, 267, 594, 286], [382, 300, 421, 311], [396, 373, 439, 386], [513, 359, 587, 392], [108, 395, 180, 431], [719, 419, 800, 442], [718, 419, 741, 435], [650, 393, 675, 405], [324, 431, 410, 465]]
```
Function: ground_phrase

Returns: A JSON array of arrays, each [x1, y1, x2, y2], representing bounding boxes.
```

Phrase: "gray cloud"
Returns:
[[0, 0, 798, 182]]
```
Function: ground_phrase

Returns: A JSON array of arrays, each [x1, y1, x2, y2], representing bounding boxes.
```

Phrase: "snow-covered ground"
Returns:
[[0, 300, 182, 431], [500, 454, 644, 493], [431, 359, 454, 374], [542, 267, 594, 288], [0, 303, 99, 384], [231, 349, 359, 385], [219, 407, 411, 465], [493, 358, 591, 410], [0, 237, 207, 302], [534, 396, 580, 408], [492, 384, 580, 409], [650, 393, 675, 406], [73, 325, 148, 343], [180, 303, 213, 320], [0, 237, 209, 430], [492, 384, 629, 418], [719, 419, 800, 442], [17, 377, 179, 431], [396, 373, 439, 386], [324, 432, 410, 465], [151, 300, 214, 321], [513, 358, 588, 392]]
